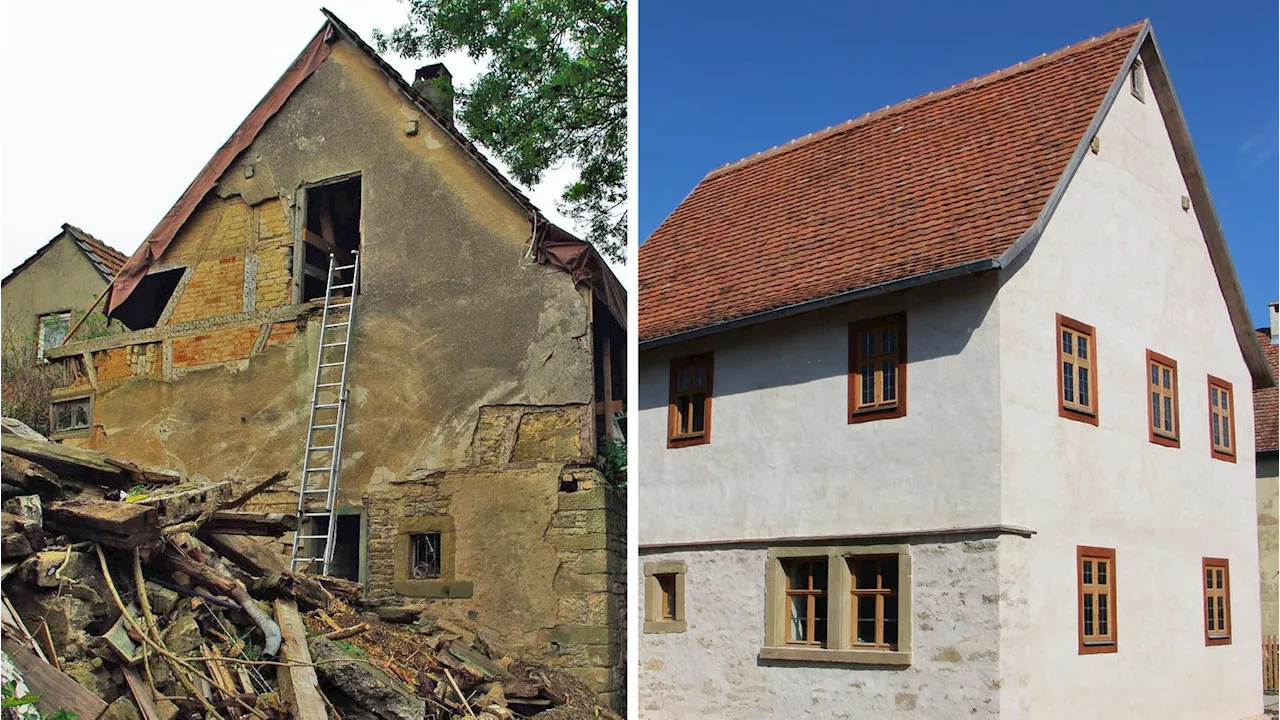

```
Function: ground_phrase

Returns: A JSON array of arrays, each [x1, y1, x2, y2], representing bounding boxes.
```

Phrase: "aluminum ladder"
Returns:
[[290, 251, 360, 574]]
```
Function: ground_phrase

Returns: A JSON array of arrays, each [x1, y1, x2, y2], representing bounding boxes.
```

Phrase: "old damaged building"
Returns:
[[42, 10, 626, 704]]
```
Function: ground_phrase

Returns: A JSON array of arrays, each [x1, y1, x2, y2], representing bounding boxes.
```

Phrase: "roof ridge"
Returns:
[[702, 20, 1146, 182]]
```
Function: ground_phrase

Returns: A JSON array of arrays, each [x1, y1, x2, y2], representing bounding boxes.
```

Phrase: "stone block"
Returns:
[[557, 486, 608, 511], [511, 409, 580, 462], [550, 624, 611, 645]]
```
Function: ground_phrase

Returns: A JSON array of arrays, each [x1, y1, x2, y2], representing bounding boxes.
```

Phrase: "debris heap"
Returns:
[[0, 420, 622, 720]]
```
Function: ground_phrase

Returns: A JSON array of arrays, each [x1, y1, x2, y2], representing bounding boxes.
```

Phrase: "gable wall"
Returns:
[[47, 38, 622, 702], [1, 234, 107, 348], [996, 51, 1262, 717]]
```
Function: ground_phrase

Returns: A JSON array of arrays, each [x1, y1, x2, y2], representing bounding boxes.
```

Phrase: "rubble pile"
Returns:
[[0, 421, 621, 720]]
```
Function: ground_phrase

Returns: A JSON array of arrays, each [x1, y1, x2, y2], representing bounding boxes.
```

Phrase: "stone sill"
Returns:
[[758, 646, 912, 666], [642, 620, 687, 634], [393, 580, 473, 599]]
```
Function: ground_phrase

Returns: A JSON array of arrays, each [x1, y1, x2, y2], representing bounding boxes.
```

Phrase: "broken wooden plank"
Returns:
[[222, 471, 288, 510], [322, 623, 368, 641], [1, 452, 73, 497], [123, 665, 163, 720], [273, 599, 328, 719], [45, 499, 161, 548], [311, 573, 361, 598], [2, 635, 108, 719], [1, 435, 178, 489], [202, 511, 297, 537], [139, 483, 232, 526], [160, 553, 239, 595], [201, 533, 329, 609]]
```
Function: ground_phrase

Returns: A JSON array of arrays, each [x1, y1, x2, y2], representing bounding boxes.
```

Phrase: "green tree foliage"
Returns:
[[374, 0, 627, 262]]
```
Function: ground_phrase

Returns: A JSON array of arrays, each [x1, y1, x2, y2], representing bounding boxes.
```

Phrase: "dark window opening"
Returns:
[[298, 513, 362, 582], [593, 297, 627, 443], [113, 268, 184, 330], [410, 532, 441, 579], [51, 397, 91, 433], [302, 175, 362, 301], [656, 573, 677, 619]]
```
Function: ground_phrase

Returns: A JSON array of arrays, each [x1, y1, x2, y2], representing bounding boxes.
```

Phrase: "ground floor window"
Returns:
[[762, 544, 912, 665], [1202, 557, 1231, 646], [1077, 545, 1117, 654], [50, 395, 91, 436], [643, 560, 687, 633]]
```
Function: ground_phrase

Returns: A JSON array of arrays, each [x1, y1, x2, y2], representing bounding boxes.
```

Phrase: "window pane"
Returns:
[[1211, 387, 1219, 407], [694, 365, 706, 389], [790, 596, 807, 641], [1077, 336, 1088, 360], [1063, 362, 1075, 402], [690, 392, 706, 432], [883, 328, 897, 354], [677, 396, 690, 434], [811, 561, 828, 590], [813, 595, 827, 644], [1217, 597, 1225, 628], [884, 595, 899, 645], [854, 560, 876, 590], [1082, 560, 1092, 584], [882, 560, 899, 592], [1078, 367, 1089, 407], [882, 362, 897, 402], [1221, 393, 1228, 413], [1216, 570, 1224, 590], [1162, 368, 1171, 390], [1206, 569, 1213, 589], [74, 404, 89, 428], [1207, 603, 1215, 630], [861, 365, 875, 404], [786, 561, 807, 591], [1152, 393, 1160, 428], [855, 595, 876, 644], [1097, 561, 1107, 585], [1222, 418, 1230, 448], [1083, 594, 1094, 635], [1212, 415, 1221, 446], [1164, 396, 1173, 432], [1098, 594, 1108, 635], [1151, 364, 1159, 386], [1063, 330, 1072, 354], [677, 368, 690, 392], [862, 333, 874, 358]]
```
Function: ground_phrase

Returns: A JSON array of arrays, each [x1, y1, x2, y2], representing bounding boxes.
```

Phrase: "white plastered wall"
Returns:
[[997, 52, 1263, 718], [637, 273, 1004, 546]]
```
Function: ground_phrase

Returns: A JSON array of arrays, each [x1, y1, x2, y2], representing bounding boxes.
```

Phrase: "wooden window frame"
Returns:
[[848, 313, 908, 424], [782, 557, 828, 647], [667, 353, 713, 448], [849, 556, 899, 651], [1146, 350, 1180, 448], [1056, 314, 1098, 425], [1077, 545, 1118, 655], [762, 544, 913, 666], [1207, 375, 1236, 463], [36, 310, 72, 361], [643, 560, 687, 633], [49, 393, 93, 439], [1202, 557, 1232, 646]]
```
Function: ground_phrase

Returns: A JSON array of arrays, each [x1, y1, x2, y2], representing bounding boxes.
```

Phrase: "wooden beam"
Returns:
[[601, 335, 615, 440], [273, 599, 328, 719], [203, 512, 297, 537], [45, 499, 160, 548], [1, 636, 109, 719], [200, 533, 329, 609]]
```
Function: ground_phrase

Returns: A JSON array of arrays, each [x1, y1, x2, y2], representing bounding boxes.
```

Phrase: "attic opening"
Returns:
[[113, 268, 184, 330], [300, 175, 362, 302]]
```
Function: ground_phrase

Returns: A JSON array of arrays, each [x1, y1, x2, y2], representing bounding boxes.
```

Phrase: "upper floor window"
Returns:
[[1207, 376, 1235, 462], [1147, 350, 1180, 447], [1202, 557, 1231, 646], [668, 353, 712, 448], [1078, 545, 1117, 654], [1057, 314, 1097, 424], [37, 311, 71, 360], [848, 313, 907, 423]]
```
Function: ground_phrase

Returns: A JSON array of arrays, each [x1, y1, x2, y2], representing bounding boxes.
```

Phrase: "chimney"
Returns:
[[1270, 301, 1278, 344], [412, 63, 454, 126]]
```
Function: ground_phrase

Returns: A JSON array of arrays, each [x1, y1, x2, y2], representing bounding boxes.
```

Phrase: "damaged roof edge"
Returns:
[[100, 9, 625, 329]]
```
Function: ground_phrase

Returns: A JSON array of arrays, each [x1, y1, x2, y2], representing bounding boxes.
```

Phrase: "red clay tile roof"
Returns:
[[1255, 328, 1278, 453], [639, 23, 1143, 342], [65, 224, 128, 279]]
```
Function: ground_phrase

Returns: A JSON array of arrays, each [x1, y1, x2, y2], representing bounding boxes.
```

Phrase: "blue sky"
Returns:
[[639, 0, 1278, 327]]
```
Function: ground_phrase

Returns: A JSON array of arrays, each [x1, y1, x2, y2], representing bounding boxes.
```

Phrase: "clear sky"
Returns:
[[0, 0, 630, 287], [639, 0, 1278, 326]]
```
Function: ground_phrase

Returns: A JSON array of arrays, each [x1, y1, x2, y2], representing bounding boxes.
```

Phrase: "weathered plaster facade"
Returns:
[[46, 28, 624, 705], [1, 231, 109, 345], [1259, 452, 1278, 640], [637, 36, 1263, 719]]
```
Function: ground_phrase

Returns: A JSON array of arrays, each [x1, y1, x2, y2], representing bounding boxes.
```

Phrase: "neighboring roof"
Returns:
[[1256, 328, 1278, 453], [2, 223, 126, 287], [638, 21, 1272, 390], [105, 9, 624, 325], [639, 23, 1143, 343]]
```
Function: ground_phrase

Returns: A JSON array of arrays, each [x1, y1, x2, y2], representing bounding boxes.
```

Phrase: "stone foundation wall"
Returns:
[[638, 534, 1009, 718]]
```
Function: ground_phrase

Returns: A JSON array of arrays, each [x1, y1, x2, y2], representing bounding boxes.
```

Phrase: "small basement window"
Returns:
[[113, 268, 185, 330], [51, 397, 91, 435], [643, 560, 687, 633], [410, 532, 441, 579], [301, 175, 362, 301]]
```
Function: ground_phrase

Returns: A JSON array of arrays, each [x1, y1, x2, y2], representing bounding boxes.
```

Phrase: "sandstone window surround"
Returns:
[[1202, 557, 1232, 646], [1057, 314, 1098, 425], [667, 353, 713, 448], [1147, 350, 1180, 448], [393, 516, 472, 599], [848, 313, 907, 423], [761, 544, 913, 666], [1077, 545, 1117, 655], [643, 560, 687, 633], [49, 393, 92, 439], [1207, 375, 1236, 462]]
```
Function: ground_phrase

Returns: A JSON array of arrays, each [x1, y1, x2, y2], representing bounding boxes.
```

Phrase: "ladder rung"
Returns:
[[334, 263, 356, 271], [318, 363, 344, 368], [315, 402, 340, 408], [316, 384, 342, 390], [324, 322, 349, 329], [321, 342, 346, 348], [310, 424, 338, 430], [303, 467, 333, 473], [303, 512, 333, 517], [309, 445, 335, 451], [302, 487, 331, 492], [330, 283, 355, 290], [296, 535, 330, 540]]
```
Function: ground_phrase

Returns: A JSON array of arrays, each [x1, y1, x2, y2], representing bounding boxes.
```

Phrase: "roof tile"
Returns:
[[639, 23, 1143, 341], [1255, 329, 1278, 453]]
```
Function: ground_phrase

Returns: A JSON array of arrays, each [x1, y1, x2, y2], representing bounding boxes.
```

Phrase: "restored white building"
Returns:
[[636, 21, 1275, 719]]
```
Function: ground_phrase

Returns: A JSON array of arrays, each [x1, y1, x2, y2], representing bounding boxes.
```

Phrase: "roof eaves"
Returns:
[[638, 258, 1000, 351]]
